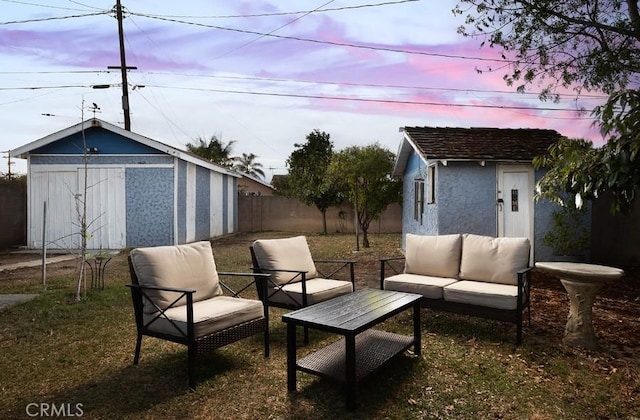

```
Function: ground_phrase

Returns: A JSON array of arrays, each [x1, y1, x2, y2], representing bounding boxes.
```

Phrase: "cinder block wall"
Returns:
[[238, 195, 401, 234]]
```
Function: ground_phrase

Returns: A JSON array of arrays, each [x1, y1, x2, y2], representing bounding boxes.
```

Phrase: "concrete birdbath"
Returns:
[[535, 262, 624, 351]]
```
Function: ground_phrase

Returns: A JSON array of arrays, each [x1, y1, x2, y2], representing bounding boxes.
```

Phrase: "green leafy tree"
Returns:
[[454, 0, 640, 213], [532, 137, 599, 206], [327, 144, 402, 248], [543, 203, 591, 257], [234, 152, 265, 179], [283, 130, 342, 234], [186, 135, 237, 168]]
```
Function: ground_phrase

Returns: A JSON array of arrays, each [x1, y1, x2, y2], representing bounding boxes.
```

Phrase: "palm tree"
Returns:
[[234, 153, 265, 179], [186, 135, 236, 168]]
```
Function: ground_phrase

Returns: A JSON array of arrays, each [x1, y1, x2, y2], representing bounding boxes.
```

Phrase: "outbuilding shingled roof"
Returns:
[[403, 126, 562, 161]]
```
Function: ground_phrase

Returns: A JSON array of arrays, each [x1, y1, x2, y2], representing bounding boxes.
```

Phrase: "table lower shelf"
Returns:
[[296, 329, 415, 383]]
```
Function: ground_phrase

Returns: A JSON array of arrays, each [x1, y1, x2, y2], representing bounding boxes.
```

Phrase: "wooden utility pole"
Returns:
[[114, 0, 131, 130], [6, 151, 13, 179]]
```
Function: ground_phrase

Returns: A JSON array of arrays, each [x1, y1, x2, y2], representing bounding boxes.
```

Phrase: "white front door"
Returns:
[[497, 165, 534, 242]]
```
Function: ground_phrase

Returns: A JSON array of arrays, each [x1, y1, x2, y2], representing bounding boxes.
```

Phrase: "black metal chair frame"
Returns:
[[380, 256, 532, 345], [250, 246, 355, 343], [127, 256, 271, 390]]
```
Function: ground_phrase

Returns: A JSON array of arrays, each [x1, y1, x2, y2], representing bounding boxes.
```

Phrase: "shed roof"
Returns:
[[393, 126, 561, 177], [10, 118, 239, 177]]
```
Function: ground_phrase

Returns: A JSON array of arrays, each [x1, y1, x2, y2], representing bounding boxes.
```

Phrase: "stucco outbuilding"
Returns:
[[393, 126, 568, 262]]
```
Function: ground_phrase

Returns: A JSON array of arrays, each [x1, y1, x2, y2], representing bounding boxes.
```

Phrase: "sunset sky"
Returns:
[[1, 0, 607, 178]]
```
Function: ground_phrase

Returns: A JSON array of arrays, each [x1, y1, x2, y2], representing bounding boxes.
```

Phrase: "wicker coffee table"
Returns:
[[281, 288, 422, 410]]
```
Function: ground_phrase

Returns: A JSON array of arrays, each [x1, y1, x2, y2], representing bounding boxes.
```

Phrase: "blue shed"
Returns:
[[10, 118, 239, 250], [393, 126, 566, 262]]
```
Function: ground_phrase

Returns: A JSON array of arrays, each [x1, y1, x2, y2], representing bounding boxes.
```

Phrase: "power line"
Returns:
[[0, 70, 111, 74], [142, 83, 599, 116], [132, 12, 512, 64], [0, 4, 515, 66], [133, 0, 420, 19], [0, 66, 608, 104], [0, 87, 63, 106], [124, 15, 192, 139], [134, 89, 193, 139], [143, 71, 608, 100], [0, 67, 607, 101], [0, 84, 102, 90], [0, 0, 90, 12], [123, 12, 289, 153], [0, 11, 108, 25], [219, 0, 337, 57], [0, 2, 601, 122], [0, 80, 602, 119], [67, 0, 107, 12], [0, 72, 607, 106]]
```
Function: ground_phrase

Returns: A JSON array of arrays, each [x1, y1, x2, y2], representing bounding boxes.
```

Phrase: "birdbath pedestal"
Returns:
[[535, 262, 624, 351]]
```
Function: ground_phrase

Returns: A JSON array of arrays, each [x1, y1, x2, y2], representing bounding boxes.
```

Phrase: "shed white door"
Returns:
[[79, 167, 126, 250], [30, 167, 126, 250], [30, 170, 77, 249], [497, 165, 534, 242]]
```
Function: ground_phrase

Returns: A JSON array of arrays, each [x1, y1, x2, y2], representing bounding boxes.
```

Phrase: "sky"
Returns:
[[0, 0, 607, 180]]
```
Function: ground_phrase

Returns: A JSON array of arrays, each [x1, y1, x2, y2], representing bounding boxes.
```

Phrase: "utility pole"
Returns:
[[111, 0, 133, 130], [2, 151, 14, 180]]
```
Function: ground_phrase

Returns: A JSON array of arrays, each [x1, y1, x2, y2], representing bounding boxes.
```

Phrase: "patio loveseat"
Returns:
[[380, 233, 532, 344]]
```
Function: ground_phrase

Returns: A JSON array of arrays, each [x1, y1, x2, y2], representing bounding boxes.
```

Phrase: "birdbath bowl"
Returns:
[[535, 262, 624, 351]]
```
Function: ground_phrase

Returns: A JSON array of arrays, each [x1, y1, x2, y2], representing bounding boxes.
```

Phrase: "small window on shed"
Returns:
[[427, 164, 436, 204], [414, 179, 424, 223]]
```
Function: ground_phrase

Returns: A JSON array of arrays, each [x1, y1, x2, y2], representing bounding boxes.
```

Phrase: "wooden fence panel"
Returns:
[[0, 182, 26, 248]]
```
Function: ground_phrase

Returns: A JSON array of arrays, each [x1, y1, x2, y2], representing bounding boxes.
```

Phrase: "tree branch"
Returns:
[[628, 0, 640, 36], [518, 0, 638, 39]]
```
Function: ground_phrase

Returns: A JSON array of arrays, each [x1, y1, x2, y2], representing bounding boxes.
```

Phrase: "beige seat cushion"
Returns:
[[267, 278, 353, 306], [252, 236, 318, 285], [143, 296, 264, 338], [459, 234, 530, 285], [405, 233, 462, 278], [130, 241, 222, 314], [384, 273, 458, 299], [443, 280, 519, 310]]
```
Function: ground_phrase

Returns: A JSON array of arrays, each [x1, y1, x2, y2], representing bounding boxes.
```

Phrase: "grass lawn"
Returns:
[[0, 232, 638, 419]]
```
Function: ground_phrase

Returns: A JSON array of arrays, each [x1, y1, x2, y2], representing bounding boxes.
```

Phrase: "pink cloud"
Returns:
[[1, 7, 604, 145]]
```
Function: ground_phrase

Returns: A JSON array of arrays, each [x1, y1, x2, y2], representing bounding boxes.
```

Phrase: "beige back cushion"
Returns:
[[130, 241, 222, 313], [404, 233, 462, 278], [459, 234, 530, 285], [252, 236, 317, 285]]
